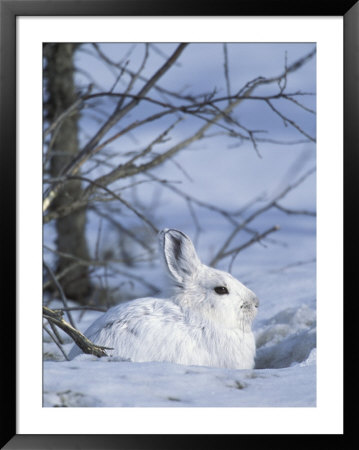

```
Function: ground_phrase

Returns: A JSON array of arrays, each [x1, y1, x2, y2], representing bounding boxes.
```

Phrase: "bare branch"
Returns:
[[227, 225, 280, 272], [43, 43, 188, 213], [209, 167, 316, 266], [283, 94, 316, 115], [68, 43, 187, 173], [223, 43, 231, 105], [265, 99, 316, 142], [221, 225, 280, 262], [43, 261, 76, 328], [273, 202, 316, 216], [43, 324, 70, 361], [43, 83, 93, 140], [43, 306, 112, 358]]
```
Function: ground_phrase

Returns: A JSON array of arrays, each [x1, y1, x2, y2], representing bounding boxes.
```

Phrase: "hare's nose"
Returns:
[[253, 297, 259, 308]]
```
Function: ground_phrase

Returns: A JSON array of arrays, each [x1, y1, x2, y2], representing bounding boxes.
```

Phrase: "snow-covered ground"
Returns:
[[43, 356, 316, 408]]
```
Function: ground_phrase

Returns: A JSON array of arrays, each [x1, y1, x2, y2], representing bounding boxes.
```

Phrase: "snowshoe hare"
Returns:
[[69, 229, 259, 369]]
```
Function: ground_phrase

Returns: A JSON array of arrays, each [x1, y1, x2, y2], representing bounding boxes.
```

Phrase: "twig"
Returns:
[[43, 261, 76, 328], [221, 225, 280, 261], [57, 305, 107, 312], [43, 261, 80, 292], [89, 206, 155, 254], [95, 218, 103, 261], [225, 225, 279, 272], [43, 85, 92, 140], [146, 172, 238, 226], [43, 306, 112, 358], [81, 176, 159, 233], [43, 324, 70, 361], [44, 245, 107, 267], [265, 99, 316, 142], [44, 175, 159, 233], [274, 202, 316, 216], [209, 167, 316, 266], [283, 94, 316, 115], [268, 257, 316, 273], [48, 319, 64, 345], [223, 44, 231, 106]]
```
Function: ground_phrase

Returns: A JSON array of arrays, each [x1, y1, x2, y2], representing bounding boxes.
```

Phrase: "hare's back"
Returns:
[[68, 297, 183, 359]]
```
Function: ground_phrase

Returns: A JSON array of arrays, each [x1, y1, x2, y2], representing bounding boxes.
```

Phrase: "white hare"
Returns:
[[69, 229, 259, 369]]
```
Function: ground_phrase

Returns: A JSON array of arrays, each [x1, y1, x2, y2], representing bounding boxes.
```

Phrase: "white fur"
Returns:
[[69, 229, 259, 369]]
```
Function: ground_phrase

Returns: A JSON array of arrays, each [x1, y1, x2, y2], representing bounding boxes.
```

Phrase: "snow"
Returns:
[[43, 357, 316, 408]]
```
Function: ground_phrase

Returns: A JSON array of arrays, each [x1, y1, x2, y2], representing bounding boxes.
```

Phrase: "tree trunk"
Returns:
[[44, 43, 92, 304]]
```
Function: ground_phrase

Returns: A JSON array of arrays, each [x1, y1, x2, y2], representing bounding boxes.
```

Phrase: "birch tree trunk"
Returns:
[[44, 43, 92, 303]]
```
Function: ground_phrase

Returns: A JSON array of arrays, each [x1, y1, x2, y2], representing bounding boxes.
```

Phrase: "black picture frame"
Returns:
[[1, 0, 357, 448]]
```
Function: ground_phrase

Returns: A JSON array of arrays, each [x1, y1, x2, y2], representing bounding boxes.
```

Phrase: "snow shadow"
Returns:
[[254, 304, 316, 369]]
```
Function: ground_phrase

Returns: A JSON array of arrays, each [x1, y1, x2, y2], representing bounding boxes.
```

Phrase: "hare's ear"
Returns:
[[159, 229, 201, 284]]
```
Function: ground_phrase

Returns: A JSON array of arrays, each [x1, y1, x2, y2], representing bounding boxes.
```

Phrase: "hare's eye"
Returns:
[[214, 286, 229, 295]]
